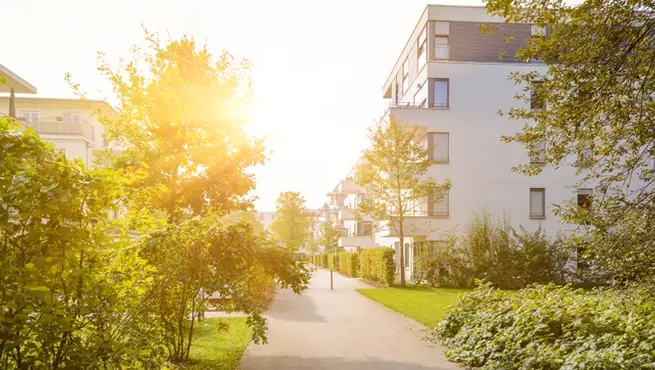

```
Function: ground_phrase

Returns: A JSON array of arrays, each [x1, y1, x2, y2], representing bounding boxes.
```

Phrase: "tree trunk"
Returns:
[[399, 228, 405, 288]]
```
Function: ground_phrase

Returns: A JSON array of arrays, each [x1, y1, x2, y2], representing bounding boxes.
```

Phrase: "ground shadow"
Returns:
[[241, 355, 459, 370], [265, 288, 326, 323]]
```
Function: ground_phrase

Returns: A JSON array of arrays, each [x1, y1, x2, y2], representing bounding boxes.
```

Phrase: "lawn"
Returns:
[[183, 317, 251, 370], [357, 286, 470, 328]]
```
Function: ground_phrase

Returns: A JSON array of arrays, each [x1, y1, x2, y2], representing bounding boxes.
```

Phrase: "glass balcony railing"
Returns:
[[25, 120, 95, 142]]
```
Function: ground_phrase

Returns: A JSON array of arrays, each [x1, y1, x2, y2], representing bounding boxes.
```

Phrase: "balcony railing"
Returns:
[[390, 101, 448, 109], [24, 120, 94, 142]]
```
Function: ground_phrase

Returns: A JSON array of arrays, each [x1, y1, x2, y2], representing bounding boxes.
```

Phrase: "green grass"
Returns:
[[183, 317, 251, 370], [357, 285, 470, 328]]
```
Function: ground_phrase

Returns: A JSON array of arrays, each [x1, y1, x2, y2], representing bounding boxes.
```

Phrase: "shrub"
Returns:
[[0, 119, 163, 368], [414, 210, 570, 289], [434, 282, 655, 369], [360, 248, 395, 286], [338, 251, 359, 277], [327, 253, 337, 270], [320, 253, 328, 268]]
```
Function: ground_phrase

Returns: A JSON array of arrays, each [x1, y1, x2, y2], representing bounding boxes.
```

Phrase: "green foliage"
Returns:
[[338, 251, 359, 277], [318, 221, 341, 253], [86, 29, 265, 223], [484, 0, 655, 284], [357, 117, 450, 287], [271, 192, 312, 251], [414, 210, 569, 289], [0, 118, 162, 368], [140, 217, 309, 363], [327, 253, 337, 271], [360, 248, 395, 286], [435, 282, 655, 369]]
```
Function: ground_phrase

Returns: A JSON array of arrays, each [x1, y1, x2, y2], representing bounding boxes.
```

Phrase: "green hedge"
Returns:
[[338, 251, 359, 277], [434, 283, 655, 369], [309, 254, 329, 268], [360, 248, 395, 286], [327, 253, 337, 270]]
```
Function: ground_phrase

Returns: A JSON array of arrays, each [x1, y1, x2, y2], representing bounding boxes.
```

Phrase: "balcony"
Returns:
[[336, 179, 362, 194], [338, 208, 356, 220], [338, 235, 376, 249], [377, 213, 436, 238], [24, 120, 94, 143]]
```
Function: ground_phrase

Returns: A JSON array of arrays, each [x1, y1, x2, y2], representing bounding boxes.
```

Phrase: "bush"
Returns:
[[414, 210, 569, 289], [360, 248, 395, 286], [434, 283, 655, 369], [338, 251, 359, 277], [327, 253, 337, 270]]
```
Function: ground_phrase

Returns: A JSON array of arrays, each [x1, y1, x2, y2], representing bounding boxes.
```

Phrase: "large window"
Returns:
[[577, 188, 592, 209], [63, 111, 81, 124], [402, 58, 409, 96], [530, 188, 546, 219], [434, 35, 450, 60], [431, 79, 449, 108], [413, 80, 428, 107], [429, 132, 449, 163], [20, 110, 39, 123], [432, 189, 449, 217], [417, 26, 427, 71]]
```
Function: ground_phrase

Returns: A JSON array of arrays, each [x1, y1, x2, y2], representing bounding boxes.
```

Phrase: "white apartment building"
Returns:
[[331, 5, 590, 280], [326, 164, 378, 253], [0, 64, 114, 167]]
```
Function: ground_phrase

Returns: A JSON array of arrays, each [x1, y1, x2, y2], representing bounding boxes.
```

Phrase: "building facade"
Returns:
[[328, 5, 588, 280]]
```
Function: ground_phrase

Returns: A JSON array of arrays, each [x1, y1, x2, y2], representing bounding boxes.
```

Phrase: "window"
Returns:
[[531, 80, 545, 110], [413, 81, 428, 107], [434, 36, 449, 59], [432, 190, 449, 217], [429, 132, 449, 163], [402, 58, 409, 95], [577, 188, 592, 209], [63, 111, 81, 124], [20, 110, 40, 123], [530, 141, 546, 164], [431, 79, 449, 108], [417, 27, 427, 71], [356, 221, 372, 236], [530, 188, 546, 219], [260, 214, 265, 222]]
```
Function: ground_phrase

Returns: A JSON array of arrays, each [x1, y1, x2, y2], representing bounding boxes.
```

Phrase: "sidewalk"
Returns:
[[240, 268, 459, 369]]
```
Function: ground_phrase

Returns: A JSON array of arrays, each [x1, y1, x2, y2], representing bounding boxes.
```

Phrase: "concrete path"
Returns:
[[240, 268, 459, 369]]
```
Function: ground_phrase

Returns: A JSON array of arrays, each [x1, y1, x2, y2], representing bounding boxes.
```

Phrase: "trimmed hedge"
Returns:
[[434, 283, 655, 369], [309, 254, 330, 268], [327, 253, 338, 270], [360, 248, 395, 286], [338, 251, 359, 277]]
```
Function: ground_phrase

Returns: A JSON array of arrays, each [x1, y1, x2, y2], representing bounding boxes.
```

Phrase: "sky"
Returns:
[[1, 0, 485, 211]]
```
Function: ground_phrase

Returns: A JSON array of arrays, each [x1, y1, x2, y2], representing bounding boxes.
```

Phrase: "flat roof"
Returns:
[[0, 64, 37, 94]]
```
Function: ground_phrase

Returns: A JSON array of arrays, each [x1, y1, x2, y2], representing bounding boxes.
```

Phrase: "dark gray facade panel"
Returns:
[[449, 21, 531, 63]]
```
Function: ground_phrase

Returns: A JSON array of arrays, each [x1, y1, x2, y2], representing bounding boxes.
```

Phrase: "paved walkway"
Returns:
[[240, 268, 459, 369]]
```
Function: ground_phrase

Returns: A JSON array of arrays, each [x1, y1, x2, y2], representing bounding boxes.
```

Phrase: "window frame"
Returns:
[[529, 188, 546, 219], [417, 26, 428, 71], [577, 188, 593, 209], [413, 80, 428, 108], [430, 132, 450, 163], [432, 189, 450, 218], [434, 35, 450, 60], [530, 141, 546, 165], [430, 78, 450, 108]]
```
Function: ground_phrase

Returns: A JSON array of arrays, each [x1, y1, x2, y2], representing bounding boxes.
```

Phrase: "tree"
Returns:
[[0, 118, 161, 368], [271, 192, 312, 250], [356, 118, 450, 287], [484, 0, 655, 284], [67, 31, 309, 365], [318, 220, 342, 254], [74, 28, 265, 223]]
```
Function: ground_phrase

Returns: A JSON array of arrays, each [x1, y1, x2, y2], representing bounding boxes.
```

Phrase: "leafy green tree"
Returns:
[[484, 0, 655, 284], [77, 29, 265, 223], [271, 192, 312, 250], [139, 216, 308, 362], [0, 118, 161, 368], [68, 31, 309, 365], [318, 220, 342, 254], [357, 118, 450, 287]]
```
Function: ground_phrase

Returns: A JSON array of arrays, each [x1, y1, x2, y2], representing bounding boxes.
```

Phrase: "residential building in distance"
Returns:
[[0, 64, 115, 168], [329, 4, 586, 280], [326, 162, 378, 253]]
